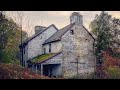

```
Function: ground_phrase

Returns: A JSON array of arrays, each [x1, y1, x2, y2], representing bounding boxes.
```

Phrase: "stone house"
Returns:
[[19, 12, 96, 78]]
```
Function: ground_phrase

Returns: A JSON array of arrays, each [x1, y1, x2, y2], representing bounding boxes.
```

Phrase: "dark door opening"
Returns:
[[43, 64, 61, 77]]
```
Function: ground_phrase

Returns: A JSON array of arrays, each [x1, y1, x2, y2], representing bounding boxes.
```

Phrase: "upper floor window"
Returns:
[[49, 44, 51, 53], [44, 48, 46, 54], [70, 30, 74, 35]]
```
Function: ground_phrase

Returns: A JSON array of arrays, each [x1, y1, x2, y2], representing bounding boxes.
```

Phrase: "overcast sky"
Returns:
[[5, 11, 120, 36]]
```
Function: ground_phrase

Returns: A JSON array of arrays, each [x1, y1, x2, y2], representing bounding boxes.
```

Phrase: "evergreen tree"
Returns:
[[90, 11, 112, 65]]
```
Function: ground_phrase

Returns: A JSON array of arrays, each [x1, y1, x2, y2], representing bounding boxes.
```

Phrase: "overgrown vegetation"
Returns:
[[69, 73, 95, 79], [90, 11, 120, 79], [106, 66, 120, 79], [0, 11, 28, 64], [90, 11, 113, 65], [32, 53, 55, 63], [0, 63, 50, 79]]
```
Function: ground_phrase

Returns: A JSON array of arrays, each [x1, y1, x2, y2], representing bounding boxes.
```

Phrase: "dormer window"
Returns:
[[70, 30, 74, 35]]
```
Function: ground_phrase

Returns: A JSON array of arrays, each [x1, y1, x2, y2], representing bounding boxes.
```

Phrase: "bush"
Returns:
[[103, 51, 120, 68], [96, 51, 120, 79], [106, 66, 120, 79], [0, 63, 50, 79]]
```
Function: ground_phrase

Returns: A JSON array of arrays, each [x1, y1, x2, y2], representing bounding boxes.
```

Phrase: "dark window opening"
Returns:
[[44, 48, 46, 54], [49, 44, 51, 53], [70, 30, 74, 35]]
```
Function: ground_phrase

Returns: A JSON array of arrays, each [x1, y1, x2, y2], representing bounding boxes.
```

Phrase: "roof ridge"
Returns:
[[19, 24, 58, 47], [43, 23, 75, 45]]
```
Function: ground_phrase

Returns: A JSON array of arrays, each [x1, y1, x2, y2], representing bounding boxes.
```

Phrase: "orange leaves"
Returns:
[[96, 51, 120, 79], [103, 51, 120, 68]]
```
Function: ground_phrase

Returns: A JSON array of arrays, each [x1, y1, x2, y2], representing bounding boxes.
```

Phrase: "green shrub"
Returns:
[[106, 66, 120, 79]]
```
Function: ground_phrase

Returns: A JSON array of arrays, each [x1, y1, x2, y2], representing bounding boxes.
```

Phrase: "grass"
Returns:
[[32, 53, 55, 63]]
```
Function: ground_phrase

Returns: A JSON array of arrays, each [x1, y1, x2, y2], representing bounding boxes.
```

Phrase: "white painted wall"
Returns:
[[28, 25, 57, 60], [43, 41, 62, 54]]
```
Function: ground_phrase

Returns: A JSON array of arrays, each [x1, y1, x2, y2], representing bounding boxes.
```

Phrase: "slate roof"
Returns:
[[43, 23, 95, 45], [43, 23, 75, 45], [19, 24, 59, 47], [20, 22, 94, 47]]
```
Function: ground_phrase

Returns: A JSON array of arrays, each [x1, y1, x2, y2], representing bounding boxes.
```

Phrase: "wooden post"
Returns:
[[41, 64, 43, 75], [35, 64, 37, 73]]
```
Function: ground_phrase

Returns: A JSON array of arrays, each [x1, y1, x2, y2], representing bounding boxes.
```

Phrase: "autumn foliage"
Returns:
[[0, 63, 50, 79], [103, 51, 120, 68], [96, 51, 120, 79]]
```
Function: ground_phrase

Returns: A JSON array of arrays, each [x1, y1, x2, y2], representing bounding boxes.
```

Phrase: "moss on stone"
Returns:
[[32, 53, 55, 63]]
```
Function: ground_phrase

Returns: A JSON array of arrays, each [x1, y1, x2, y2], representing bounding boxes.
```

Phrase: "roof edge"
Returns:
[[19, 24, 59, 47], [82, 25, 95, 40], [35, 52, 62, 64]]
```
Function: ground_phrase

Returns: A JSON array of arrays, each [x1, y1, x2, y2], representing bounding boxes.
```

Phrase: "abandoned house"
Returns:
[[19, 12, 96, 78]]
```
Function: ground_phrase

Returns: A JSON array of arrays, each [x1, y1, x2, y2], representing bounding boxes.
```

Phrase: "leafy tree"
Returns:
[[0, 11, 28, 64]]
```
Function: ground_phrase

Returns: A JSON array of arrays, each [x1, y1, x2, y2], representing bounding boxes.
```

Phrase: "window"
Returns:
[[70, 30, 74, 35], [49, 44, 51, 53], [44, 48, 46, 54]]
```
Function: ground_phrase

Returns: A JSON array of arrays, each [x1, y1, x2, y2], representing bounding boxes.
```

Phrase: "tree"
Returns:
[[90, 11, 112, 65], [7, 11, 33, 66], [0, 11, 28, 64]]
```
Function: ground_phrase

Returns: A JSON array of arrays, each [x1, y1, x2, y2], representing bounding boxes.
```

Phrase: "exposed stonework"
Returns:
[[61, 23, 95, 78]]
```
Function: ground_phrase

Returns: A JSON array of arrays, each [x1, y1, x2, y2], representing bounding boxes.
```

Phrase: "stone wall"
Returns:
[[43, 41, 62, 54], [61, 24, 95, 78]]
